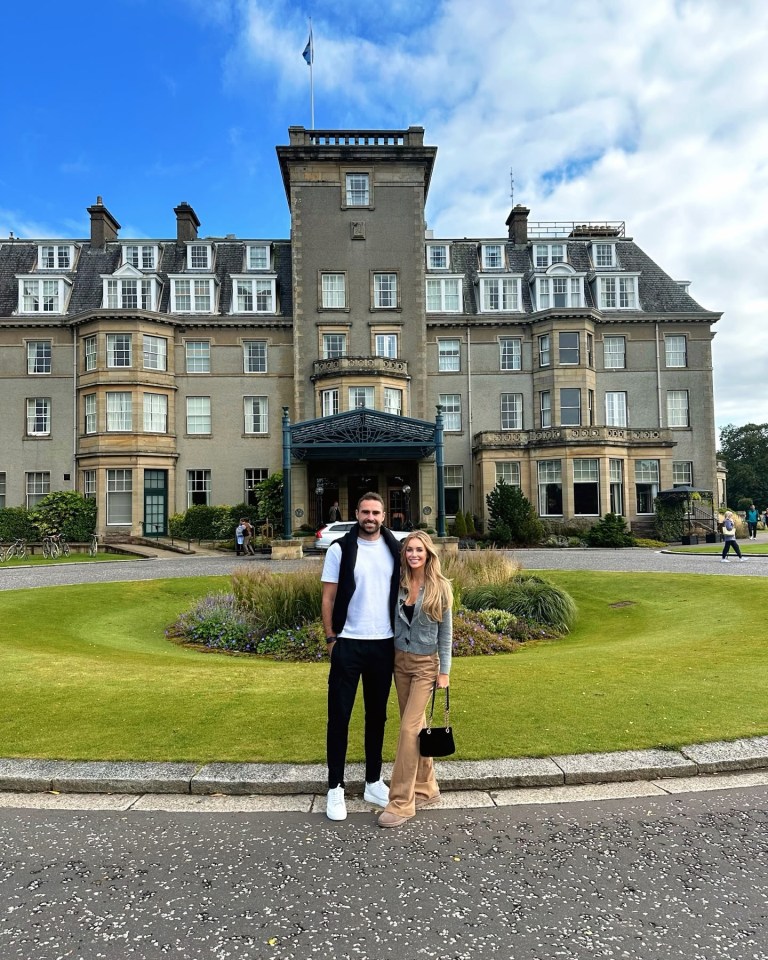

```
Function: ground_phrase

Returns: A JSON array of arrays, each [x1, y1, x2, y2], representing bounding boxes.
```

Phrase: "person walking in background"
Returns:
[[235, 518, 247, 556], [379, 530, 453, 829], [243, 518, 257, 556], [721, 511, 744, 562], [746, 504, 759, 540], [328, 501, 342, 523], [321, 493, 403, 821]]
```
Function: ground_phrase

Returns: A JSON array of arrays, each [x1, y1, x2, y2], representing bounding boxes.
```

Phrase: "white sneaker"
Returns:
[[363, 779, 390, 807], [740, 557, 747, 562], [326, 785, 347, 821], [721, 558, 730, 563]]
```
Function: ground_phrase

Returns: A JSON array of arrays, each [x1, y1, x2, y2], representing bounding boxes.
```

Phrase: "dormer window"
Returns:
[[247, 244, 271, 270], [18, 277, 70, 314], [426, 244, 449, 270], [170, 276, 217, 313], [231, 276, 277, 314], [123, 244, 158, 270], [592, 242, 616, 268], [533, 243, 566, 268], [102, 265, 159, 311], [533, 265, 585, 309], [479, 276, 522, 312], [481, 243, 505, 269], [596, 275, 639, 309], [187, 243, 212, 270], [39, 244, 74, 270]]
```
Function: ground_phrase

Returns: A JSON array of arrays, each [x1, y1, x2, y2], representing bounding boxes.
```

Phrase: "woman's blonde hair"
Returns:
[[400, 530, 453, 622]]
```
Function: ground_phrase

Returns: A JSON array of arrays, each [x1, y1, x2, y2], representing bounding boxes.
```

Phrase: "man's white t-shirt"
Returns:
[[321, 536, 395, 639]]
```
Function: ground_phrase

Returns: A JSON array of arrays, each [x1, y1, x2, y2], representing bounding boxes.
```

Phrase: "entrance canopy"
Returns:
[[289, 408, 437, 462]]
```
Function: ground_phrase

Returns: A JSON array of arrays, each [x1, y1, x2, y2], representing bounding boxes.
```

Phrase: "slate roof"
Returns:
[[0, 232, 715, 325], [0, 238, 294, 324]]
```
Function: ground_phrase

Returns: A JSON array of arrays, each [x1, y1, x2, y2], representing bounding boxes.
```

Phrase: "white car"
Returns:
[[315, 522, 411, 550]]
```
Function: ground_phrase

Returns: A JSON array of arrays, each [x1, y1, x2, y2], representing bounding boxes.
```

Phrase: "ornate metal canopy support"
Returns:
[[282, 407, 293, 539]]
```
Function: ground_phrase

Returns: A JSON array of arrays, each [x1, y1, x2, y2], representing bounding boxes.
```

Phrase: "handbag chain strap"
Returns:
[[426, 684, 450, 731]]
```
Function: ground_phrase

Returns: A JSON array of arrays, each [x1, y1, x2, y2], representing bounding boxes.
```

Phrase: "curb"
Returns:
[[1, 736, 767, 796]]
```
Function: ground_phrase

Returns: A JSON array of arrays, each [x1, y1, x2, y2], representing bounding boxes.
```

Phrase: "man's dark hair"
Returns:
[[356, 491, 385, 510]]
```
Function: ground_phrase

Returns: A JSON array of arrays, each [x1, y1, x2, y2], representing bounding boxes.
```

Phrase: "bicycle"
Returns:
[[88, 533, 99, 557], [3, 538, 27, 562], [42, 535, 59, 559]]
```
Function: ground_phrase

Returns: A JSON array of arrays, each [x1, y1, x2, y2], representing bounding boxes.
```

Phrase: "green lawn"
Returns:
[[1, 571, 766, 763]]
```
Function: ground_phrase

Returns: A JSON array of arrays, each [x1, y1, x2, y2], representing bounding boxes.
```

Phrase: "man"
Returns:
[[328, 501, 342, 522], [746, 504, 759, 540], [321, 492, 402, 821]]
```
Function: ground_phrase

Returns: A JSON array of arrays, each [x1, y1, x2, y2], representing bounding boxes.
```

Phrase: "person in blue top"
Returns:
[[378, 530, 453, 828], [746, 504, 759, 540]]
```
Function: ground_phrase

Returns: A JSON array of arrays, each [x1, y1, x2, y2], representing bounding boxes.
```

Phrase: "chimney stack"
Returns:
[[506, 204, 530, 245], [174, 202, 200, 242], [87, 196, 120, 247]]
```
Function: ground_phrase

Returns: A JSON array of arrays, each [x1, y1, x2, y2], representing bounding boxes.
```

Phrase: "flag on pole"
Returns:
[[302, 28, 313, 65]]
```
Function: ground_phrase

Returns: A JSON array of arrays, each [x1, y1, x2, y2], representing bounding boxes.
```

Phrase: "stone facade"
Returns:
[[0, 127, 720, 537]]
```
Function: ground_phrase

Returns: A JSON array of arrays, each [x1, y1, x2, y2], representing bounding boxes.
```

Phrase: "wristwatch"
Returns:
[[325, 635, 337, 644]]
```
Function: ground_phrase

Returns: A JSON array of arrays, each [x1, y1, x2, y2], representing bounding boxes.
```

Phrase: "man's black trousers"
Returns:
[[327, 637, 394, 789]]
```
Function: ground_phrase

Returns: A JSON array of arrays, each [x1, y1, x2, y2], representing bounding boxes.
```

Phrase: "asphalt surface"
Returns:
[[0, 784, 766, 959], [1, 545, 767, 592]]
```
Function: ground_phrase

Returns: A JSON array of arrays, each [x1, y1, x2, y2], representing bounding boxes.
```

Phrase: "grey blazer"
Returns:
[[393, 587, 452, 675]]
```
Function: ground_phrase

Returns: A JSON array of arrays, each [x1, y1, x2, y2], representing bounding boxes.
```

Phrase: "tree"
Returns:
[[486, 480, 543, 546], [253, 473, 283, 525], [719, 423, 768, 508]]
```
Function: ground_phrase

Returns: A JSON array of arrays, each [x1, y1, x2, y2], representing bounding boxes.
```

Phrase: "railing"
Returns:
[[527, 221, 626, 239], [288, 127, 424, 148], [474, 426, 673, 449], [312, 356, 409, 379]]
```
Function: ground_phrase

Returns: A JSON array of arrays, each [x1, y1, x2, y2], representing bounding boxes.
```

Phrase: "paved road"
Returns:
[[0, 784, 766, 959], [0, 546, 766, 591]]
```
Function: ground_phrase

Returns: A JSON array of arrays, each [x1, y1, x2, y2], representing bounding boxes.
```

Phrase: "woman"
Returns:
[[721, 510, 744, 562], [378, 531, 453, 828]]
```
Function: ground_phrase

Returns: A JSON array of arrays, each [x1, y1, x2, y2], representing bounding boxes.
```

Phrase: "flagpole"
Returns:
[[308, 19, 314, 129]]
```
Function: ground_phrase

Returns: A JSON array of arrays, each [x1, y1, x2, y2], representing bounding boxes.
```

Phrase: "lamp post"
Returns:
[[315, 483, 324, 528], [402, 484, 411, 530]]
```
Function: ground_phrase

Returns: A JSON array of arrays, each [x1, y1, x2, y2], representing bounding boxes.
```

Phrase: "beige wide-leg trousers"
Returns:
[[384, 649, 441, 818]]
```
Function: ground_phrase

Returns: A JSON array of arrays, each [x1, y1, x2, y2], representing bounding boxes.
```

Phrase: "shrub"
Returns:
[[462, 573, 577, 633], [464, 511, 476, 536], [585, 513, 634, 547], [489, 520, 512, 545], [253, 622, 326, 661], [470, 607, 551, 642], [252, 473, 283, 527], [452, 511, 467, 537], [486, 480, 544, 546], [166, 593, 257, 652], [231, 564, 323, 633], [452, 609, 522, 656], [29, 490, 97, 541], [0, 507, 37, 541]]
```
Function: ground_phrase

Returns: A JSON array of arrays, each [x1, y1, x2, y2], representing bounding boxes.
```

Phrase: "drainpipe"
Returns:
[[655, 322, 662, 427], [72, 326, 78, 490], [466, 324, 473, 516]]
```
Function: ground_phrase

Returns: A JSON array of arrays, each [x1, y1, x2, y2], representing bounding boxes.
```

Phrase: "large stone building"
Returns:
[[0, 126, 721, 538]]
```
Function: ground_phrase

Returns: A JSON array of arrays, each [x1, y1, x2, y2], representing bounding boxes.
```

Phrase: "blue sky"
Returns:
[[3, 0, 768, 430]]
